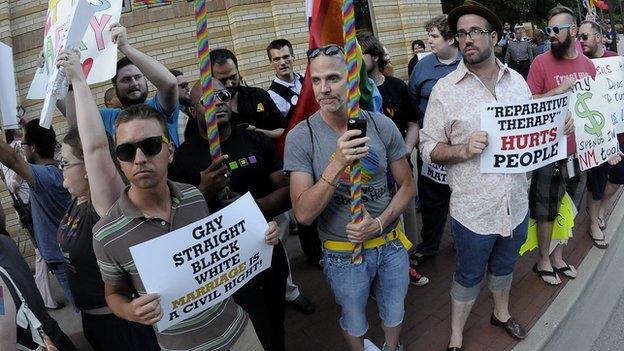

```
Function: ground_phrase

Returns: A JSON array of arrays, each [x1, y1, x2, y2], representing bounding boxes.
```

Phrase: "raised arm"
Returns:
[[110, 23, 178, 113], [0, 143, 34, 187], [57, 49, 125, 216]]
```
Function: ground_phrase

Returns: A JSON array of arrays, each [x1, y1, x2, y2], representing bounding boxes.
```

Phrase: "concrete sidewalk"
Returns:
[[45, 188, 624, 351]]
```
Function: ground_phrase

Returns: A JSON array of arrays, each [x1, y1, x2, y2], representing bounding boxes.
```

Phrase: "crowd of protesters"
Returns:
[[0, 1, 622, 351]]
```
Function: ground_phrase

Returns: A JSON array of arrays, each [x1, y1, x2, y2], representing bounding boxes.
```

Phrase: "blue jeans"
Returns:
[[451, 214, 528, 302], [322, 239, 409, 337]]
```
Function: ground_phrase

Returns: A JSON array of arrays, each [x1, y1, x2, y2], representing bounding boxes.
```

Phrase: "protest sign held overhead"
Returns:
[[27, 0, 122, 100], [480, 94, 569, 173], [570, 74, 620, 171], [130, 192, 273, 331], [0, 43, 19, 130], [39, 0, 96, 129], [591, 57, 624, 134]]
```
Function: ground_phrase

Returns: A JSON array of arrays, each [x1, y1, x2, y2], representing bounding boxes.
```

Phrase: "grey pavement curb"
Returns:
[[513, 190, 624, 351]]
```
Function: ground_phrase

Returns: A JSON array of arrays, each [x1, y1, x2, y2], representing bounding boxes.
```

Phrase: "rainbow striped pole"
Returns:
[[132, 0, 172, 6], [342, 0, 364, 263], [194, 0, 221, 159]]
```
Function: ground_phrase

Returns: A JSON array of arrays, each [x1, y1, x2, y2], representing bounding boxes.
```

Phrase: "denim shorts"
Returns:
[[451, 214, 528, 301], [322, 239, 409, 337]]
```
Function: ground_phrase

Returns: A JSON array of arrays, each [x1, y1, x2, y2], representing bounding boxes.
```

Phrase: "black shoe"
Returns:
[[288, 294, 315, 314], [447, 347, 461, 351], [490, 314, 527, 339]]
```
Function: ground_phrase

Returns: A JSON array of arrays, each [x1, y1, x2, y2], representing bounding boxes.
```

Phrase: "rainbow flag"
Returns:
[[277, 0, 378, 155]]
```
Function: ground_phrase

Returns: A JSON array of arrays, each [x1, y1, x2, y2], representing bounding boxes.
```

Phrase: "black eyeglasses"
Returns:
[[306, 44, 345, 61], [545, 24, 575, 36], [578, 33, 599, 41], [202, 89, 231, 106], [454, 28, 492, 41], [115, 135, 169, 162]]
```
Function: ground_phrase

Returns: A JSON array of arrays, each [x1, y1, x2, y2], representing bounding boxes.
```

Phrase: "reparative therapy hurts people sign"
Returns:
[[480, 94, 569, 173], [130, 192, 273, 331]]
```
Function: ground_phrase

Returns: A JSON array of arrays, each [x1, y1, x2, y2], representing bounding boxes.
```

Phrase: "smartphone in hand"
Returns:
[[347, 118, 367, 147]]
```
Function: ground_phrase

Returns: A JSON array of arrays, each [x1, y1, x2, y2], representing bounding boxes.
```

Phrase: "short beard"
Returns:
[[463, 45, 492, 65], [116, 87, 148, 107], [551, 34, 572, 59], [179, 96, 193, 107]]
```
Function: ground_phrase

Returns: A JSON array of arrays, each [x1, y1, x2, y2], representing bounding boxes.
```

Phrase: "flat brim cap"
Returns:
[[448, 1, 503, 42]]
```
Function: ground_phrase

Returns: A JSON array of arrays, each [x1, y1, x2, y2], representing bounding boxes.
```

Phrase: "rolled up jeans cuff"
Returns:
[[450, 274, 482, 302], [488, 272, 513, 293]]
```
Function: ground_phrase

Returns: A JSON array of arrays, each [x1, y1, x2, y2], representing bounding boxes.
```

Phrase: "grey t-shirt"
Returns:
[[284, 111, 406, 242]]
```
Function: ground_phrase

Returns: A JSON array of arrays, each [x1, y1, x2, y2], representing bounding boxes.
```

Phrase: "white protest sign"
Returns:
[[130, 192, 273, 332], [27, 0, 122, 100], [39, 0, 96, 129], [0, 43, 19, 129], [480, 94, 569, 173], [570, 75, 620, 171], [421, 162, 448, 184], [591, 57, 624, 134]]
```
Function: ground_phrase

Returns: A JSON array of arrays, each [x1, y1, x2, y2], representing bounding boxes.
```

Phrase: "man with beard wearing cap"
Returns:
[[59, 23, 181, 146], [210, 48, 286, 141], [421, 1, 571, 349], [526, 5, 596, 286]]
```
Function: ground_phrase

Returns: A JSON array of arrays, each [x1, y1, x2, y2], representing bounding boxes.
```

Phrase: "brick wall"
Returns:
[[0, 0, 442, 263]]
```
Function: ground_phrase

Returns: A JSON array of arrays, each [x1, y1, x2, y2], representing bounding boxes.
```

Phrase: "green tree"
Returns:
[[441, 0, 582, 28]]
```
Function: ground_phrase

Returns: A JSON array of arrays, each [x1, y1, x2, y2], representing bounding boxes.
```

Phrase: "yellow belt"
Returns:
[[323, 221, 413, 252]]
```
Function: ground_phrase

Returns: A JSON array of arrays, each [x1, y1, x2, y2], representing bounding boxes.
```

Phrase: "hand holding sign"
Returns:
[[465, 131, 488, 159], [126, 293, 163, 326], [265, 221, 279, 245], [109, 23, 130, 51], [608, 151, 624, 165], [55, 49, 84, 84], [564, 112, 575, 135]]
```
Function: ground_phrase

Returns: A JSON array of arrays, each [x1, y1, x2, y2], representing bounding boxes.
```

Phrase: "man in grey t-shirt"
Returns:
[[283, 45, 416, 351]]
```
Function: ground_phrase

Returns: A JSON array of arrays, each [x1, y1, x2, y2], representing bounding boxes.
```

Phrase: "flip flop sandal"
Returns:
[[587, 231, 609, 250], [553, 263, 576, 279], [532, 264, 561, 285], [598, 217, 607, 230]]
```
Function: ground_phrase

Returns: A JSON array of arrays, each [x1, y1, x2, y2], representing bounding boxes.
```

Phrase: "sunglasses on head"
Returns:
[[306, 44, 345, 61], [545, 24, 575, 36], [115, 135, 169, 162]]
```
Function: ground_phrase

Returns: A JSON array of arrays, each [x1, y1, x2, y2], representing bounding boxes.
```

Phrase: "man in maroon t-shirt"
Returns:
[[578, 19, 624, 250], [578, 20, 619, 59], [526, 5, 596, 286]]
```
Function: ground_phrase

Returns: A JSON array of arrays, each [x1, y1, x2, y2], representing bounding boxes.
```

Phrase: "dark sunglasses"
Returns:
[[201, 89, 231, 106], [545, 24, 575, 36], [578, 33, 598, 41], [306, 44, 345, 61], [115, 135, 169, 162]]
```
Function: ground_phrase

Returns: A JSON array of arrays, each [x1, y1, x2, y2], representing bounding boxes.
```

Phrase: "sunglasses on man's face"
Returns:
[[578, 33, 598, 41], [306, 44, 345, 61], [115, 135, 169, 162], [201, 89, 232, 107], [545, 24, 575, 36]]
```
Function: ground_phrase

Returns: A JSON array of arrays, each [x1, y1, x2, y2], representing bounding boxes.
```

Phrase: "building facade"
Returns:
[[0, 0, 442, 261]]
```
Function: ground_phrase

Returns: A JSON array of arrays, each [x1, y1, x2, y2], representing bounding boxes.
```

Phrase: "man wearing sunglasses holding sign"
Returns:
[[284, 44, 415, 351], [90, 102, 281, 350], [526, 5, 596, 285]]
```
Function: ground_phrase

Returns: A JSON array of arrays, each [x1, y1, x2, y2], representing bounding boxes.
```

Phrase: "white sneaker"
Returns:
[[364, 339, 381, 351]]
